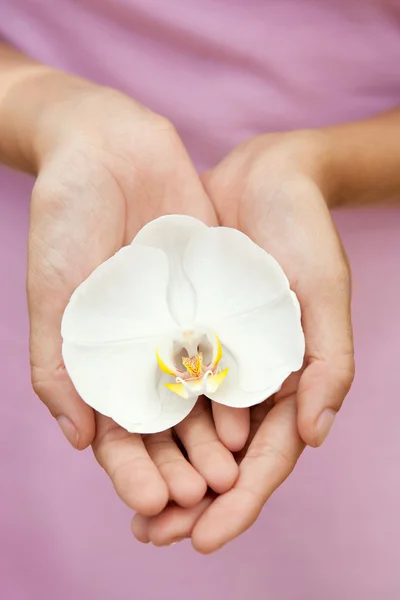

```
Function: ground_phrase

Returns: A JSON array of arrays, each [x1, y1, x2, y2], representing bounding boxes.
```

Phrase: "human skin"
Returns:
[[1, 43, 399, 551]]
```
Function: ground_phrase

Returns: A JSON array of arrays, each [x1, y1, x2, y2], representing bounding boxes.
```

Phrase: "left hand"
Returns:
[[131, 130, 355, 552]]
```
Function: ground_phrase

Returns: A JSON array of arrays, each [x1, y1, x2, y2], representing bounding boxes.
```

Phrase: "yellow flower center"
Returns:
[[181, 352, 204, 378], [156, 330, 228, 400]]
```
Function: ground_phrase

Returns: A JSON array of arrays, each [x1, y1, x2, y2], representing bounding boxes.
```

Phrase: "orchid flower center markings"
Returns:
[[156, 331, 229, 400]]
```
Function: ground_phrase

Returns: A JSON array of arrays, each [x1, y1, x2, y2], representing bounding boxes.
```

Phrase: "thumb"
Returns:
[[297, 354, 354, 447], [296, 249, 355, 447]]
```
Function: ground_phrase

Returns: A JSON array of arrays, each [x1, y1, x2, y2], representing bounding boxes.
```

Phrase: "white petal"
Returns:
[[133, 215, 208, 328], [206, 347, 288, 408], [124, 377, 198, 434], [184, 226, 305, 395], [62, 243, 175, 344], [215, 298, 304, 392], [62, 338, 163, 425], [184, 226, 292, 322], [291, 290, 302, 318], [61, 241, 181, 431], [62, 335, 196, 433]]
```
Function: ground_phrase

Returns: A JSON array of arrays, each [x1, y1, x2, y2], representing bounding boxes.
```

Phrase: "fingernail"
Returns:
[[316, 409, 336, 445], [168, 537, 187, 546], [57, 416, 79, 448]]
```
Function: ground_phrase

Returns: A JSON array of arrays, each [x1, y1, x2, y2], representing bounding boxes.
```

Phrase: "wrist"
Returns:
[[319, 110, 400, 207], [0, 59, 49, 172], [257, 129, 336, 205], [0, 49, 101, 173], [32, 78, 163, 171], [293, 129, 341, 208], [22, 71, 101, 171]]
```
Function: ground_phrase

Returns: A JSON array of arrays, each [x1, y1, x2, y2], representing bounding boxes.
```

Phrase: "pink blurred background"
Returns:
[[1, 1, 400, 598]]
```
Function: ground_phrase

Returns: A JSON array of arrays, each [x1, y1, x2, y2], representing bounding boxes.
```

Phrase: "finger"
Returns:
[[174, 397, 239, 494], [295, 224, 355, 446], [132, 496, 214, 547], [92, 414, 169, 516], [144, 431, 207, 508], [297, 355, 354, 447], [130, 515, 151, 544], [211, 404, 250, 452], [133, 401, 274, 547], [31, 362, 95, 449], [191, 395, 304, 554], [235, 397, 275, 463]]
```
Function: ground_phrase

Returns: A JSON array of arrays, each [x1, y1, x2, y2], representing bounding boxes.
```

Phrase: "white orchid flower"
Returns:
[[61, 216, 305, 434]]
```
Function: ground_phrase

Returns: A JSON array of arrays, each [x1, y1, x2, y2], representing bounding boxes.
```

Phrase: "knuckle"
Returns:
[[335, 355, 356, 399], [231, 486, 264, 515], [31, 377, 48, 405], [144, 432, 173, 451], [109, 455, 147, 483], [245, 441, 297, 472], [107, 458, 160, 509], [157, 456, 185, 471], [189, 437, 219, 452], [92, 423, 129, 455], [30, 362, 63, 412]]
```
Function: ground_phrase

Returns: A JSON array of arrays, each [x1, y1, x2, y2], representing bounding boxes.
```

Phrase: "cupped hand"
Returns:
[[28, 79, 248, 516], [132, 130, 355, 550]]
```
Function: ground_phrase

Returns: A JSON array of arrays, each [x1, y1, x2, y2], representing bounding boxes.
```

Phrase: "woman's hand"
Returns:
[[132, 130, 355, 550], [25, 76, 246, 515]]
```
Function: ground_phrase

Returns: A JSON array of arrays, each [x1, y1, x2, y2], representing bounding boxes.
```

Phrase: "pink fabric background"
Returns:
[[1, 1, 400, 598]]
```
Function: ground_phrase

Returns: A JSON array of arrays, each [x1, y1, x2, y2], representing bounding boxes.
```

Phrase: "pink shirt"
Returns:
[[2, 0, 400, 169], [1, 2, 400, 599]]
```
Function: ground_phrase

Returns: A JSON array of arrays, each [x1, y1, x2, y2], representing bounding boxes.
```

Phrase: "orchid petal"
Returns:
[[133, 215, 208, 328], [184, 226, 305, 395], [185, 226, 292, 322], [61, 243, 178, 430], [214, 296, 304, 392], [206, 347, 287, 408], [123, 377, 198, 434], [62, 244, 175, 344], [62, 339, 163, 425], [62, 340, 198, 432]]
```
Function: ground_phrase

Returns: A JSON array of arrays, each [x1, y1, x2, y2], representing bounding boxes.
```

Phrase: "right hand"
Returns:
[[27, 77, 248, 515]]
